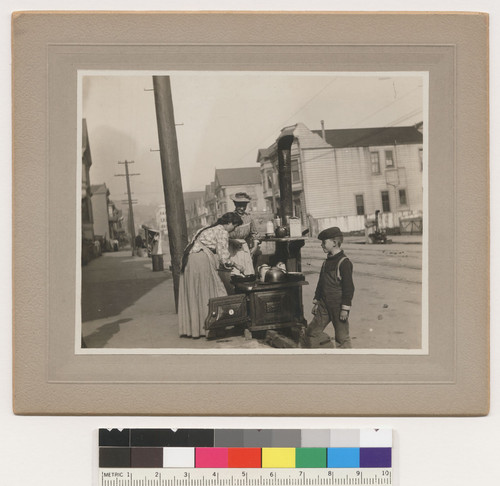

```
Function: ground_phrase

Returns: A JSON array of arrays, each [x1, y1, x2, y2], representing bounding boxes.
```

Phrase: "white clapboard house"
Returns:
[[257, 122, 423, 235]]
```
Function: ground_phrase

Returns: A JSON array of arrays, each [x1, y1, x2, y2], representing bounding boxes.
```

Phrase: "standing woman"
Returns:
[[228, 192, 261, 275], [178, 212, 244, 338]]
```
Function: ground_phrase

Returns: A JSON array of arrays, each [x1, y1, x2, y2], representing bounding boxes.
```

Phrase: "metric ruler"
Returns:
[[99, 467, 393, 486]]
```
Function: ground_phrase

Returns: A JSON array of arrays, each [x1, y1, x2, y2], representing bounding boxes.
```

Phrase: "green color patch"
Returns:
[[295, 448, 327, 468]]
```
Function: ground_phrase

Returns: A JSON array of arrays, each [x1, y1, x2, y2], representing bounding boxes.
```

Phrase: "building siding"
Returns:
[[258, 122, 423, 235], [301, 147, 338, 219], [92, 190, 110, 240]]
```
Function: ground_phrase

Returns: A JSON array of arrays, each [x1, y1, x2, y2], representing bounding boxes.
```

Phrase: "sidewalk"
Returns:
[[81, 251, 268, 349]]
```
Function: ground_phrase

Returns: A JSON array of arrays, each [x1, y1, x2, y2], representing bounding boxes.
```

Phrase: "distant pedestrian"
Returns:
[[93, 239, 101, 257], [178, 212, 244, 338], [304, 227, 355, 348], [135, 234, 143, 247], [151, 233, 160, 255], [364, 214, 376, 244]]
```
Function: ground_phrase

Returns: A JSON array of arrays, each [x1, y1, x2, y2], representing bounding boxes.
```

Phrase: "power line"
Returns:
[[351, 85, 422, 128], [291, 109, 423, 166], [386, 108, 423, 127], [231, 80, 421, 167], [231, 78, 338, 166]]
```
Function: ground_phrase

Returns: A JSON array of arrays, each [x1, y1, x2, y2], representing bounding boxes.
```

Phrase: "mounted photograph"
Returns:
[[78, 71, 427, 354], [13, 12, 487, 415]]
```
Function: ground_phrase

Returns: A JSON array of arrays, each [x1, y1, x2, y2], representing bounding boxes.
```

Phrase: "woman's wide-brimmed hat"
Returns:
[[230, 192, 252, 203]]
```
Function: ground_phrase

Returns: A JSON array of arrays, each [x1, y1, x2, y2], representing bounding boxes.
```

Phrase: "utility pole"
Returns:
[[116, 160, 140, 256], [152, 75, 188, 312]]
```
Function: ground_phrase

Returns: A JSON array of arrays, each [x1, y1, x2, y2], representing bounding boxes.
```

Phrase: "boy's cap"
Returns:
[[318, 226, 343, 240]]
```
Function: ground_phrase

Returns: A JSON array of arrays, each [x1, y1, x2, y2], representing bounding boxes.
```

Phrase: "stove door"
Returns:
[[250, 289, 297, 326], [204, 294, 249, 331]]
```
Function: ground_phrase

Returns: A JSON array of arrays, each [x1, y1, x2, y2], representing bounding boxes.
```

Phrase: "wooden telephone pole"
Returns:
[[152, 76, 188, 311], [116, 160, 139, 256]]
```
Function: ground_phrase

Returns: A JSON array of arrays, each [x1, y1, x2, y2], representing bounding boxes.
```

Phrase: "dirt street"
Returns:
[[301, 236, 422, 349]]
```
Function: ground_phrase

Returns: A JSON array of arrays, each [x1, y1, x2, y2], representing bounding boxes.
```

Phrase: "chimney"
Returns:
[[320, 120, 326, 140]]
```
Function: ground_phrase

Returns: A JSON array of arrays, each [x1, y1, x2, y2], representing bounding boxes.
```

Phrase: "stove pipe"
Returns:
[[276, 132, 295, 225]]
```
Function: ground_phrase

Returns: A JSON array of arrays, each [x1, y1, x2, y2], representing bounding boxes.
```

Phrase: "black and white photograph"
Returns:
[[78, 71, 427, 354]]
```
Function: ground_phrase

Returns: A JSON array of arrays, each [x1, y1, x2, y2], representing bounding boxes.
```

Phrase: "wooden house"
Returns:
[[257, 122, 423, 235]]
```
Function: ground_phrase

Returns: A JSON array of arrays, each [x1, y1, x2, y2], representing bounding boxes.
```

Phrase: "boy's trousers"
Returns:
[[305, 298, 352, 348]]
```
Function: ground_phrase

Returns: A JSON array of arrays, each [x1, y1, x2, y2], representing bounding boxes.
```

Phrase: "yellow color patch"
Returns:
[[262, 448, 296, 468]]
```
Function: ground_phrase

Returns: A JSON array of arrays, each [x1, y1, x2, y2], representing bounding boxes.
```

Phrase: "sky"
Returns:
[[81, 71, 425, 210]]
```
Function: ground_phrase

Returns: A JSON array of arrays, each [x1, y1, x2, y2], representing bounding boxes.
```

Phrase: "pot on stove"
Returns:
[[264, 266, 288, 283], [274, 225, 288, 238]]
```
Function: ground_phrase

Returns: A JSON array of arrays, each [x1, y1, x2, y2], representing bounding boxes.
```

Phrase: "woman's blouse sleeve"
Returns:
[[215, 226, 232, 265], [249, 216, 259, 241]]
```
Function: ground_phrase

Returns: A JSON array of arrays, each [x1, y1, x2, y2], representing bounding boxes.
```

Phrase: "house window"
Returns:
[[385, 150, 394, 167], [355, 195, 365, 215], [418, 148, 423, 171], [267, 171, 273, 189], [399, 189, 408, 206], [381, 191, 391, 212], [293, 198, 302, 221], [370, 152, 380, 174], [291, 161, 301, 183]]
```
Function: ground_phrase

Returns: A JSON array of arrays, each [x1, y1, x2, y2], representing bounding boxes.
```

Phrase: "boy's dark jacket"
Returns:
[[314, 250, 354, 307]]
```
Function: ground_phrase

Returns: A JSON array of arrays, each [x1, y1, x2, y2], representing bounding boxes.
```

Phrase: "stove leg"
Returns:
[[206, 329, 226, 340]]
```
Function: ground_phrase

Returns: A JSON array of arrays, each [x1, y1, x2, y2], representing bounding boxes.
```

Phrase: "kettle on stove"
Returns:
[[264, 266, 288, 283], [274, 225, 288, 238]]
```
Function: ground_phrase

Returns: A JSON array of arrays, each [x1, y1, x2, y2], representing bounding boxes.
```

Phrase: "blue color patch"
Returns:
[[327, 448, 360, 468]]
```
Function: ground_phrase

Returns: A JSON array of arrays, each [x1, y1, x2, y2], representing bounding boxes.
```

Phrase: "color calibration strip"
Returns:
[[99, 428, 392, 469]]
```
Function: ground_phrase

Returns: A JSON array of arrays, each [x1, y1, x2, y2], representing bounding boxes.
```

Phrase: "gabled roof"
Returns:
[[215, 167, 261, 186], [256, 145, 277, 163], [90, 183, 108, 195], [311, 125, 423, 148], [257, 147, 275, 160]]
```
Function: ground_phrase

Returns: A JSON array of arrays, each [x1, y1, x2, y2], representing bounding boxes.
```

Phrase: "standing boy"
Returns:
[[305, 227, 354, 348]]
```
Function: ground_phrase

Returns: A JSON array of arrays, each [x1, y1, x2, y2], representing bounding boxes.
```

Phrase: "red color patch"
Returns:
[[228, 448, 262, 468]]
